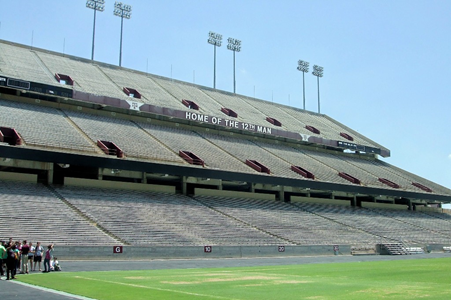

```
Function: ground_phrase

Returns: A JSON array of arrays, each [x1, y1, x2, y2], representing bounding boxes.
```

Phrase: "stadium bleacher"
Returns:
[[139, 123, 258, 174], [0, 43, 55, 85], [1, 39, 451, 255], [2, 180, 450, 247], [54, 186, 286, 246], [63, 109, 186, 163], [292, 201, 451, 244], [0, 180, 120, 246], [36, 51, 131, 101], [0, 99, 97, 154], [151, 76, 225, 114]]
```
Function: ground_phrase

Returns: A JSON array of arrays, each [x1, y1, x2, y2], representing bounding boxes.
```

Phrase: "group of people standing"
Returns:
[[0, 239, 59, 280]]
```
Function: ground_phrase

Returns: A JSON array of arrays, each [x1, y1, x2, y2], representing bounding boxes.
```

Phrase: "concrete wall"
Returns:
[[0, 171, 37, 182], [54, 245, 351, 260], [416, 206, 443, 213], [426, 244, 451, 253], [195, 188, 276, 201], [361, 202, 407, 210], [65, 177, 175, 194], [291, 196, 350, 206]]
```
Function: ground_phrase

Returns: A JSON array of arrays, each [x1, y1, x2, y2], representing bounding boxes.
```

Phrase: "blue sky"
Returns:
[[1, 0, 450, 190]]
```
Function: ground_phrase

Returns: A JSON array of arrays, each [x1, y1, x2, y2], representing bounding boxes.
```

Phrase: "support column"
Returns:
[[351, 195, 357, 207], [142, 172, 147, 184], [278, 186, 285, 201], [182, 176, 188, 196], [47, 163, 54, 185], [218, 179, 223, 190], [407, 199, 413, 211]]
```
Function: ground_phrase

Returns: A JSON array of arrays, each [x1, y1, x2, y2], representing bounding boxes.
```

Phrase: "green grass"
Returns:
[[17, 258, 451, 300]]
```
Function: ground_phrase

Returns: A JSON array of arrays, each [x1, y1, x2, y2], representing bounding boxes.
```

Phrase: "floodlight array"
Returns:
[[114, 1, 132, 19], [312, 65, 324, 77], [297, 60, 309, 73], [86, 0, 105, 11], [227, 38, 241, 52], [208, 31, 222, 47]]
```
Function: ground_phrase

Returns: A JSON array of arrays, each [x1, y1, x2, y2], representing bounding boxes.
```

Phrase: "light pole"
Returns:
[[114, 2, 132, 67], [227, 37, 241, 94], [208, 31, 222, 89], [297, 60, 309, 110], [86, 0, 105, 61], [312, 65, 324, 114]]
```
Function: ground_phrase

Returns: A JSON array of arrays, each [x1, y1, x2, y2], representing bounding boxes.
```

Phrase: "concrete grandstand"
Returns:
[[1, 39, 451, 258]]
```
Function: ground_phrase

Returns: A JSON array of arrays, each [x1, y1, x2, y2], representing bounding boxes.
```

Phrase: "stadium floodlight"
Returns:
[[208, 31, 222, 89], [227, 37, 241, 94], [86, 0, 105, 61], [312, 65, 324, 114], [297, 60, 309, 110], [113, 2, 132, 67]]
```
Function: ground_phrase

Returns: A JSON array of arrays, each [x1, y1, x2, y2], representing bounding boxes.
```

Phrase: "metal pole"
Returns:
[[227, 37, 241, 94], [297, 60, 309, 110], [113, 2, 131, 67], [119, 15, 124, 66], [312, 64, 323, 114], [213, 45, 216, 89], [208, 31, 222, 89], [91, 8, 96, 60], [233, 50, 236, 93], [317, 76, 321, 114], [87, 0, 105, 61], [302, 71, 306, 110]]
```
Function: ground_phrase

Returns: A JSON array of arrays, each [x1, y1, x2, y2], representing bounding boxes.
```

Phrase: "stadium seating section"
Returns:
[[1, 40, 451, 249], [0, 97, 448, 193], [1, 180, 451, 246], [0, 41, 385, 149]]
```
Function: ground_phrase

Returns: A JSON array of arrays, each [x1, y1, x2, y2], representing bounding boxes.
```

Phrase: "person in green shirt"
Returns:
[[0, 240, 7, 277]]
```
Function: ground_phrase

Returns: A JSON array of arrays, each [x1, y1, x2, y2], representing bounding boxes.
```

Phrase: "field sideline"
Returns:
[[8, 255, 451, 300]]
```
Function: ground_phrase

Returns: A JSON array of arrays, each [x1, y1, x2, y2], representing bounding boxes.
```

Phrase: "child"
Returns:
[[51, 257, 61, 271]]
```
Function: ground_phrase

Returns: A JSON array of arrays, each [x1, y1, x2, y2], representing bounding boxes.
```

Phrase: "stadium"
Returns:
[[1, 36, 451, 256], [1, 3, 451, 296]]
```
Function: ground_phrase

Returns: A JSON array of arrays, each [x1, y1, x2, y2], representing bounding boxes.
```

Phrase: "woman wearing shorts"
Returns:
[[33, 242, 43, 271], [28, 242, 34, 272]]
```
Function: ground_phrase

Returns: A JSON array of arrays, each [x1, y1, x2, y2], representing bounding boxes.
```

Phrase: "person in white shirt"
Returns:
[[33, 242, 44, 271], [28, 242, 35, 272]]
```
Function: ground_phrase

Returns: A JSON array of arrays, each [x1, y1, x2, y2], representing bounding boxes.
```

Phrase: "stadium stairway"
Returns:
[[60, 109, 106, 155], [379, 243, 410, 255], [45, 184, 129, 245]]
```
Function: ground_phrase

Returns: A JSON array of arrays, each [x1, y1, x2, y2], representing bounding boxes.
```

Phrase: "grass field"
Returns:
[[17, 257, 451, 300]]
